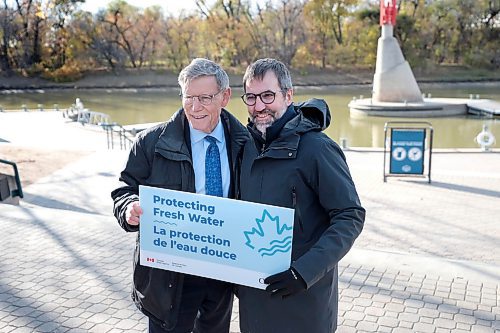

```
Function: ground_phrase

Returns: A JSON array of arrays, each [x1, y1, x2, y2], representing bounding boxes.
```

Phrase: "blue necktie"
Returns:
[[205, 136, 223, 197]]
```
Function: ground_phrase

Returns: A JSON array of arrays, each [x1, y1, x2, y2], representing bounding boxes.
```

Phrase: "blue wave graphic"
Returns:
[[261, 246, 292, 257], [153, 220, 178, 226], [269, 236, 292, 245], [258, 241, 292, 254]]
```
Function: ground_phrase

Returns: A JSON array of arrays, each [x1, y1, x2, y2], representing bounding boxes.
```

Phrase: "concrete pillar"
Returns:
[[372, 25, 423, 103]]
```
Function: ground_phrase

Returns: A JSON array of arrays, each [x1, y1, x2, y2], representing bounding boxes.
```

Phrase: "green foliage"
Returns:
[[356, 8, 379, 24]]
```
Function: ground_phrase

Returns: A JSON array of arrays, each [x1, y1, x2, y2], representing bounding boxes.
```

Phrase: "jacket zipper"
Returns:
[[259, 143, 267, 157], [291, 186, 304, 231]]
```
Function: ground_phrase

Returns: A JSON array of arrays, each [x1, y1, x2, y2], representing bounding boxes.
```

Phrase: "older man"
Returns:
[[237, 58, 365, 333], [111, 58, 248, 333]]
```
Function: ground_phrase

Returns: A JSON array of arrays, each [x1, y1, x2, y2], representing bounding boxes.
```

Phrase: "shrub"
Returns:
[[41, 62, 83, 82]]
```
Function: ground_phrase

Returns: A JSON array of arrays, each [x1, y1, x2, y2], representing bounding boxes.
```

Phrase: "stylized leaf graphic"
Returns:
[[243, 210, 293, 257]]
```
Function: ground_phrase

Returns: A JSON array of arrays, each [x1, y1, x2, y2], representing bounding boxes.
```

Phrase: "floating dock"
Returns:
[[467, 99, 500, 117], [349, 98, 500, 118]]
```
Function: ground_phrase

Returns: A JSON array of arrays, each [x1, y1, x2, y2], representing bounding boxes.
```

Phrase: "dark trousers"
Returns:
[[149, 275, 233, 333]]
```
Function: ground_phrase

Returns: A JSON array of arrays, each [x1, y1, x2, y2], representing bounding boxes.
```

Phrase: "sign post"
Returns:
[[384, 122, 433, 183]]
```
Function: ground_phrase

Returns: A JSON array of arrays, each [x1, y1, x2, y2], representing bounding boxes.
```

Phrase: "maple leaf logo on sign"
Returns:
[[243, 209, 293, 257]]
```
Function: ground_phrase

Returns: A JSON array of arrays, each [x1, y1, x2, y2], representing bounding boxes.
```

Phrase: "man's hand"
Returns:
[[264, 268, 306, 299], [125, 202, 143, 226]]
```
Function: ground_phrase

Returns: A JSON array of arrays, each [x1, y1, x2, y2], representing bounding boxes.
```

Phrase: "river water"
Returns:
[[1, 83, 499, 148]]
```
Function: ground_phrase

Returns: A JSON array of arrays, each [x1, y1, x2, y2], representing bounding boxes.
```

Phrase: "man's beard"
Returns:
[[253, 111, 277, 139]]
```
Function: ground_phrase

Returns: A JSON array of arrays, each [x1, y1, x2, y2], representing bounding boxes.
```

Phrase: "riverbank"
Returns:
[[1, 66, 499, 91]]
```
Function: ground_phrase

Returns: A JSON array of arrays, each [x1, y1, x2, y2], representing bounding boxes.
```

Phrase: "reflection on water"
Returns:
[[1, 83, 499, 148]]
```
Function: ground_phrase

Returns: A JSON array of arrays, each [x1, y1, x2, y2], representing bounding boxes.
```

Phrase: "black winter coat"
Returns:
[[111, 109, 248, 330], [238, 99, 365, 333]]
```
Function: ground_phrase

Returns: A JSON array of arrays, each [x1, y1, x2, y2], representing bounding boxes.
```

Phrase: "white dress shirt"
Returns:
[[189, 120, 230, 198]]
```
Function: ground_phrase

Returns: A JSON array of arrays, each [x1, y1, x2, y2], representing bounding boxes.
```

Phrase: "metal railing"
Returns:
[[61, 105, 133, 150], [0, 159, 24, 199], [100, 123, 134, 150]]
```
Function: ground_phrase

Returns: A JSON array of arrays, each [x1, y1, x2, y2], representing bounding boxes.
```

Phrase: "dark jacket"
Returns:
[[238, 99, 365, 333], [111, 109, 248, 330]]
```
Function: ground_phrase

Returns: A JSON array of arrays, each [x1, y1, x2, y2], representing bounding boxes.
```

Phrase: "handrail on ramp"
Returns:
[[0, 158, 24, 200]]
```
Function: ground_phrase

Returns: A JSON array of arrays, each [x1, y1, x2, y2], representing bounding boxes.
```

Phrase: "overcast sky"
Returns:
[[80, 0, 202, 15], [79, 0, 270, 15]]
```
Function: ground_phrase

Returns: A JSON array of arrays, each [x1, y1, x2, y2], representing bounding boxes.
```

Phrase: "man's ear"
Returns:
[[285, 88, 294, 106], [221, 87, 232, 107]]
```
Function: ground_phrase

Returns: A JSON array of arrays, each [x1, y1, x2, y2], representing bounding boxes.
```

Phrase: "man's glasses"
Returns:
[[241, 90, 283, 106], [181, 89, 224, 106]]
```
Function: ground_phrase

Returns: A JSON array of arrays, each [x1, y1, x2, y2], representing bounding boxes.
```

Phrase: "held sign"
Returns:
[[390, 128, 425, 175], [139, 185, 295, 289]]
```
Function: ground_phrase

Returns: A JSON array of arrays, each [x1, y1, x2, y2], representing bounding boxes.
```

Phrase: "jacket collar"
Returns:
[[248, 99, 329, 160], [248, 104, 297, 150], [220, 109, 249, 165], [155, 109, 191, 158]]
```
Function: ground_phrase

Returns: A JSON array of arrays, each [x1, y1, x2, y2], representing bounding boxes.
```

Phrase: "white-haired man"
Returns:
[[112, 58, 248, 333]]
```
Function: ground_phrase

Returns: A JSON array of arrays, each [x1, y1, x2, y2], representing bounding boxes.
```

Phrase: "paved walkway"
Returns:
[[1, 112, 499, 332]]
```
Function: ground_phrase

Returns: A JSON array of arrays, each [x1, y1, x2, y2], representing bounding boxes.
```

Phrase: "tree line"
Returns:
[[0, 0, 498, 81]]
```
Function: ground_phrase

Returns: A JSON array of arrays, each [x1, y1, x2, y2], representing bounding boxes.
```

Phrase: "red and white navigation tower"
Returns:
[[372, 0, 423, 103]]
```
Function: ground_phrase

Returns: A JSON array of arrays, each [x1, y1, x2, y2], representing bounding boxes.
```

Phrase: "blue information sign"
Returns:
[[390, 129, 425, 174]]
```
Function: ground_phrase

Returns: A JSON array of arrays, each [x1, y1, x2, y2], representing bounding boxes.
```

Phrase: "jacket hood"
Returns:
[[294, 98, 331, 131]]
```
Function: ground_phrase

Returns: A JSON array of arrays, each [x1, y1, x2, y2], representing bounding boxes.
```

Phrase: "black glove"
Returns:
[[264, 268, 306, 299]]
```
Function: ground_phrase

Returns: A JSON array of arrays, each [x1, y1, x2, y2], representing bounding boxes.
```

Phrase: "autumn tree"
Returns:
[[6, 0, 46, 69], [248, 0, 306, 66], [304, 0, 359, 68], [95, 0, 160, 68], [136, 6, 162, 68], [0, 1, 15, 72], [43, 0, 85, 70], [159, 14, 200, 71], [194, 0, 256, 67], [278, 0, 305, 66]]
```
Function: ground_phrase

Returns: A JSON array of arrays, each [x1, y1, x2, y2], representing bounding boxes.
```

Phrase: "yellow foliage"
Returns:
[[292, 45, 316, 69], [41, 63, 83, 82]]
